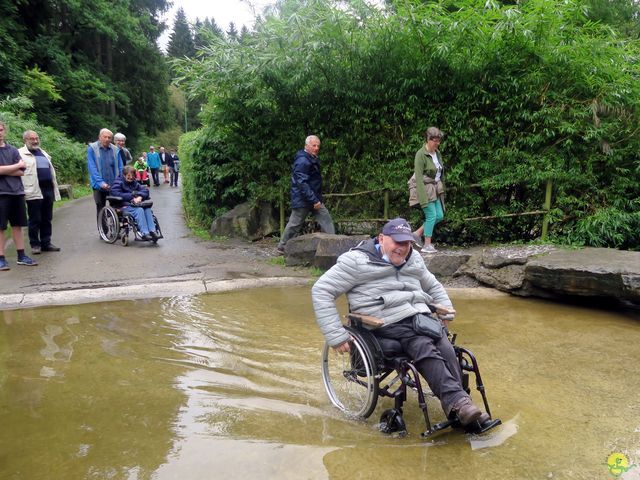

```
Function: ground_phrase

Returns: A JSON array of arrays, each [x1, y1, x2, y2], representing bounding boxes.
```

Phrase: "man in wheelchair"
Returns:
[[312, 218, 494, 434], [110, 166, 160, 241]]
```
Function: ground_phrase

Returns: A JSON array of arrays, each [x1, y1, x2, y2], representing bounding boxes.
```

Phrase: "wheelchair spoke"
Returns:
[[321, 331, 379, 419]]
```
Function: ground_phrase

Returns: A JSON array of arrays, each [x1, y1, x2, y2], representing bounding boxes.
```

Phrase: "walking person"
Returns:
[[159, 147, 169, 184], [147, 146, 161, 187], [19, 130, 61, 254], [277, 135, 335, 254], [409, 127, 446, 254], [87, 128, 123, 218], [0, 121, 38, 270], [167, 149, 179, 187]]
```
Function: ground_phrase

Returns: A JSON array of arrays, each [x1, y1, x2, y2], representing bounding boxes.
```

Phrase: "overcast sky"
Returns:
[[158, 0, 274, 50]]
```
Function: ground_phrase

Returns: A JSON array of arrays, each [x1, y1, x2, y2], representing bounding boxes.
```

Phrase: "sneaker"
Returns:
[[0, 258, 9, 271], [31, 245, 42, 254], [420, 244, 437, 254], [149, 231, 159, 241], [141, 233, 153, 241], [41, 243, 61, 252], [17, 255, 38, 266], [412, 232, 423, 248], [451, 397, 482, 426]]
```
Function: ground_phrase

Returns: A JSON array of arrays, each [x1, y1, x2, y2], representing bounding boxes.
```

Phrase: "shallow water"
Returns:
[[1, 288, 639, 479]]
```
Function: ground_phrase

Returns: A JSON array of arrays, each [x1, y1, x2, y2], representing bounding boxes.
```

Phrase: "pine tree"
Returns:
[[167, 7, 196, 58]]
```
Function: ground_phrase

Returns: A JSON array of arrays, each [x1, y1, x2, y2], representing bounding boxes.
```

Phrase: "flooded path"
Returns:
[[1, 288, 638, 479]]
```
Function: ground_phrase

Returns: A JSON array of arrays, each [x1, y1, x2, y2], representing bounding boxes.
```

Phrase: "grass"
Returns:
[[54, 183, 92, 208]]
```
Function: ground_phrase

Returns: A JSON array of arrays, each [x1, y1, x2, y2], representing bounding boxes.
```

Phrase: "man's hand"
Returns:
[[8, 159, 26, 176], [332, 340, 351, 354], [101, 182, 109, 190], [313, 201, 322, 210]]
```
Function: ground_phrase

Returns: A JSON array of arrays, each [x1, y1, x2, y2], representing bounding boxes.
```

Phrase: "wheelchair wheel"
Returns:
[[98, 206, 120, 244], [321, 328, 379, 419]]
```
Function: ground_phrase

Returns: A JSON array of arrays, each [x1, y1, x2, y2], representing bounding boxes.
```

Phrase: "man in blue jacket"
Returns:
[[87, 128, 123, 218], [277, 135, 335, 253]]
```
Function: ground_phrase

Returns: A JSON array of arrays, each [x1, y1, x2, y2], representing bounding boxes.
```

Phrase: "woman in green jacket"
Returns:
[[412, 127, 445, 253]]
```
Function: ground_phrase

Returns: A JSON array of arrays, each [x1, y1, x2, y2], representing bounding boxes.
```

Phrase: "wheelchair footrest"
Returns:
[[464, 417, 502, 435], [421, 419, 455, 438]]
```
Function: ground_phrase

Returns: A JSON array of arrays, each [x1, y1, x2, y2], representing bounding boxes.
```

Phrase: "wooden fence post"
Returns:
[[384, 190, 389, 220], [541, 178, 553, 241], [279, 189, 285, 234]]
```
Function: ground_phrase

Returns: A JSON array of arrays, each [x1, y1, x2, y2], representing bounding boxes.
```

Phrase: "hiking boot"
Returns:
[[420, 244, 437, 254], [149, 231, 159, 241], [17, 255, 38, 266], [31, 245, 42, 254], [276, 246, 285, 256], [41, 244, 61, 252], [141, 233, 153, 241], [0, 258, 9, 271], [451, 397, 482, 426]]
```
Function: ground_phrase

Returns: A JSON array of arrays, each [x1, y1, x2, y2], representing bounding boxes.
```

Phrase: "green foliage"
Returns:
[[0, 111, 87, 184], [175, 0, 640, 250], [167, 8, 196, 60], [1, 0, 172, 142]]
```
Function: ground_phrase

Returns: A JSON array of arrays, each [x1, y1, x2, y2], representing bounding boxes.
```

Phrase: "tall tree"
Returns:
[[167, 7, 196, 59], [226, 22, 239, 40], [2, 0, 172, 142]]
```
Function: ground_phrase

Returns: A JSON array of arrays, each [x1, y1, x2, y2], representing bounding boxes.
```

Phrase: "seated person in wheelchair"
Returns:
[[110, 166, 159, 241], [312, 217, 486, 427]]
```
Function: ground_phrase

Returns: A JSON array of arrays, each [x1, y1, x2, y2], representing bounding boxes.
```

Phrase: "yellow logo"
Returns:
[[606, 453, 633, 478]]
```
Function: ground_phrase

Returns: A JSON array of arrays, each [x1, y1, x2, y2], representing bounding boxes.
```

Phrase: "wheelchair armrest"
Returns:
[[427, 304, 456, 316], [139, 200, 153, 208], [345, 313, 384, 328], [106, 195, 124, 203]]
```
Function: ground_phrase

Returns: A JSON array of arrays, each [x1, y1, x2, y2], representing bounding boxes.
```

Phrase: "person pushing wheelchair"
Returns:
[[312, 218, 486, 426], [110, 166, 160, 242]]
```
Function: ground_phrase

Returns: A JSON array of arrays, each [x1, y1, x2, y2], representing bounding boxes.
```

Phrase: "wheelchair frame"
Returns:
[[97, 196, 163, 246], [321, 314, 501, 437]]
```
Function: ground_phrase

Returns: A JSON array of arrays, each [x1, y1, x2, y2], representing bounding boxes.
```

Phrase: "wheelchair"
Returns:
[[97, 195, 163, 246], [321, 308, 501, 438]]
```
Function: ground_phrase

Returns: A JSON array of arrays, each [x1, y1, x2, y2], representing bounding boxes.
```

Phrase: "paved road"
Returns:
[[0, 183, 310, 310]]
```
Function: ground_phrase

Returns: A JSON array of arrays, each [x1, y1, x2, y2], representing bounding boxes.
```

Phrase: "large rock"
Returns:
[[525, 248, 640, 304], [284, 233, 370, 268], [423, 249, 473, 277], [210, 202, 279, 241]]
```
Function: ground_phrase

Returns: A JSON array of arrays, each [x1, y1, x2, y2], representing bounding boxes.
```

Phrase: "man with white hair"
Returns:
[[277, 135, 335, 253], [19, 130, 61, 253], [87, 128, 123, 217]]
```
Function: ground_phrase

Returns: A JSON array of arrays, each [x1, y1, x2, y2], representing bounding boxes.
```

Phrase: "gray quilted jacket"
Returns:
[[311, 238, 453, 347]]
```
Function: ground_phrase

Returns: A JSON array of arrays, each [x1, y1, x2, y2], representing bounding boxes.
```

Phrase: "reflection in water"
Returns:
[[0, 289, 639, 479]]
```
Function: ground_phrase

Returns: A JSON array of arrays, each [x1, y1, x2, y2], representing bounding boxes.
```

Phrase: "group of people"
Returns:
[[0, 121, 61, 270], [136, 145, 179, 188], [87, 129, 163, 241], [277, 127, 446, 255], [279, 130, 482, 427]]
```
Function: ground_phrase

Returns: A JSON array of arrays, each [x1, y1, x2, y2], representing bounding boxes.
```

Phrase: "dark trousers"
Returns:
[[372, 317, 467, 415], [26, 189, 55, 248], [93, 189, 108, 218], [150, 168, 160, 186], [169, 167, 179, 186]]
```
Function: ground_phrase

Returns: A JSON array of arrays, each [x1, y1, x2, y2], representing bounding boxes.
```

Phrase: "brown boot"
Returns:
[[451, 397, 482, 426]]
